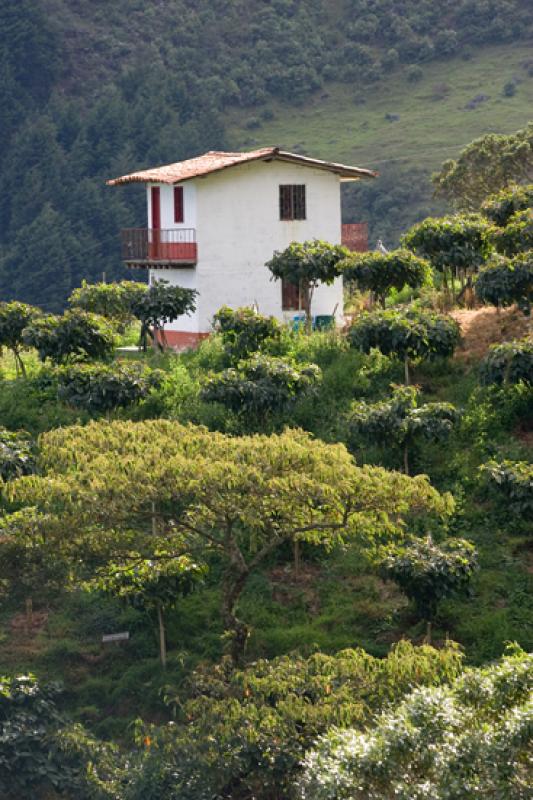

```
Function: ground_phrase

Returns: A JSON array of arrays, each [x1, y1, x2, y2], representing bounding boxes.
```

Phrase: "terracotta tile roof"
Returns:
[[107, 147, 377, 186]]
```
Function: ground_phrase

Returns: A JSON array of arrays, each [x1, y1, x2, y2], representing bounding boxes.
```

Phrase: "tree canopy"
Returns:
[[5, 419, 452, 662], [342, 249, 432, 306]]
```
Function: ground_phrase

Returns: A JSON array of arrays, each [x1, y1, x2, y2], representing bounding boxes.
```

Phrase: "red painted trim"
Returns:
[[174, 187, 184, 223], [155, 330, 209, 350], [151, 187, 161, 229]]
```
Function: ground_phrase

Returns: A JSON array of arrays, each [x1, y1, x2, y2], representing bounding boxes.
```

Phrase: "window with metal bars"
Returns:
[[281, 277, 300, 310], [279, 185, 306, 220]]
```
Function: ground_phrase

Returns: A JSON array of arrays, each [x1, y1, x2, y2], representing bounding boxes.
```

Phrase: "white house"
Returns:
[[108, 147, 375, 347]]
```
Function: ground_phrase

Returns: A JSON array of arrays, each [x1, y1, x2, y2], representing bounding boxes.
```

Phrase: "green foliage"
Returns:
[[481, 183, 533, 227], [480, 460, 533, 519], [0, 301, 39, 375], [266, 240, 348, 327], [22, 309, 117, 365], [200, 354, 321, 424], [432, 122, 533, 209], [69, 280, 147, 329], [348, 308, 461, 366], [0, 674, 83, 799], [6, 419, 451, 662], [492, 208, 533, 256], [348, 386, 459, 472], [93, 556, 206, 612], [402, 213, 494, 275], [381, 536, 478, 621], [213, 305, 282, 362], [0, 428, 34, 481], [475, 252, 533, 314], [297, 647, 532, 800], [343, 249, 432, 305], [479, 339, 533, 386], [130, 281, 198, 349], [56, 361, 162, 414], [126, 641, 463, 800]]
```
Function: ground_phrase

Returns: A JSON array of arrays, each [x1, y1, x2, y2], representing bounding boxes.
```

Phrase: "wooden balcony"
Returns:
[[120, 228, 197, 268]]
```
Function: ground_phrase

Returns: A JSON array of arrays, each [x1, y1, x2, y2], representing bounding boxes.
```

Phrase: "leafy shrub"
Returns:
[[69, 279, 147, 329], [127, 641, 463, 800], [0, 301, 39, 376], [213, 305, 282, 362], [23, 309, 117, 364], [130, 280, 198, 349], [0, 428, 34, 481], [480, 460, 533, 519], [0, 674, 92, 799], [343, 249, 431, 305], [381, 537, 478, 622], [56, 362, 162, 414], [348, 308, 460, 382], [348, 385, 459, 473], [481, 184, 533, 227], [402, 214, 494, 285], [475, 252, 533, 314], [201, 354, 321, 422], [479, 339, 533, 386], [297, 648, 532, 800], [493, 209, 533, 255]]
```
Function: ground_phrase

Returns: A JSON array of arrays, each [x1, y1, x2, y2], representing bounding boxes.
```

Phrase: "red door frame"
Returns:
[[151, 186, 161, 258]]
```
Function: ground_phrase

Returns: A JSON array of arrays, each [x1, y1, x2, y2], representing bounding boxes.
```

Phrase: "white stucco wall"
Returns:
[[149, 160, 344, 334], [146, 182, 196, 230]]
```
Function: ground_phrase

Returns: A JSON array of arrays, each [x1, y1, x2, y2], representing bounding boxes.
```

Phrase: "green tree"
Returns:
[[127, 641, 463, 799], [130, 280, 198, 350], [481, 184, 533, 227], [213, 305, 282, 362], [480, 339, 533, 386], [492, 209, 533, 256], [69, 280, 147, 331], [342, 249, 432, 306], [201, 354, 321, 429], [5, 420, 451, 664], [56, 362, 162, 415], [380, 536, 478, 638], [348, 386, 459, 474], [0, 301, 39, 375], [22, 309, 117, 365], [297, 648, 532, 800], [480, 460, 533, 521], [432, 123, 533, 209], [475, 253, 533, 315], [0, 428, 34, 481], [93, 555, 205, 667], [402, 214, 494, 299], [266, 240, 349, 332], [348, 308, 461, 384]]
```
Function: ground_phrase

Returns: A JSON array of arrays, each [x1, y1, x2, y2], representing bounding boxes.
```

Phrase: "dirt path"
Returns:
[[451, 307, 531, 363]]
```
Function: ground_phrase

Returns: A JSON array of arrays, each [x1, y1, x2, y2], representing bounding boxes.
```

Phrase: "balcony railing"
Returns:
[[120, 228, 197, 266]]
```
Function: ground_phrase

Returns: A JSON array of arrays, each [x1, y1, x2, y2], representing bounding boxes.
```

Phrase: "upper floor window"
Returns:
[[174, 186, 184, 223], [279, 185, 306, 220]]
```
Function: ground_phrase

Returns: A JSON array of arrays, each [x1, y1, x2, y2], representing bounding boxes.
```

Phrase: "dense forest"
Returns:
[[0, 0, 532, 309]]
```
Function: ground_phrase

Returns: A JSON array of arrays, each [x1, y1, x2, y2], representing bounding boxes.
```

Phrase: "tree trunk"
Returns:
[[25, 597, 33, 633], [294, 539, 301, 575], [221, 567, 251, 665], [301, 280, 312, 334], [404, 355, 410, 386], [403, 443, 409, 475], [157, 603, 167, 668], [14, 350, 26, 378]]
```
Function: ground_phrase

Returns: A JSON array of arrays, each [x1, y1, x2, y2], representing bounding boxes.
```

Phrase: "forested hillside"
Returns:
[[0, 0, 532, 309]]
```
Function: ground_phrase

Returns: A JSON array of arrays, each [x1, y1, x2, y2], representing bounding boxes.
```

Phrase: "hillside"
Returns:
[[228, 42, 533, 245], [0, 0, 532, 310]]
